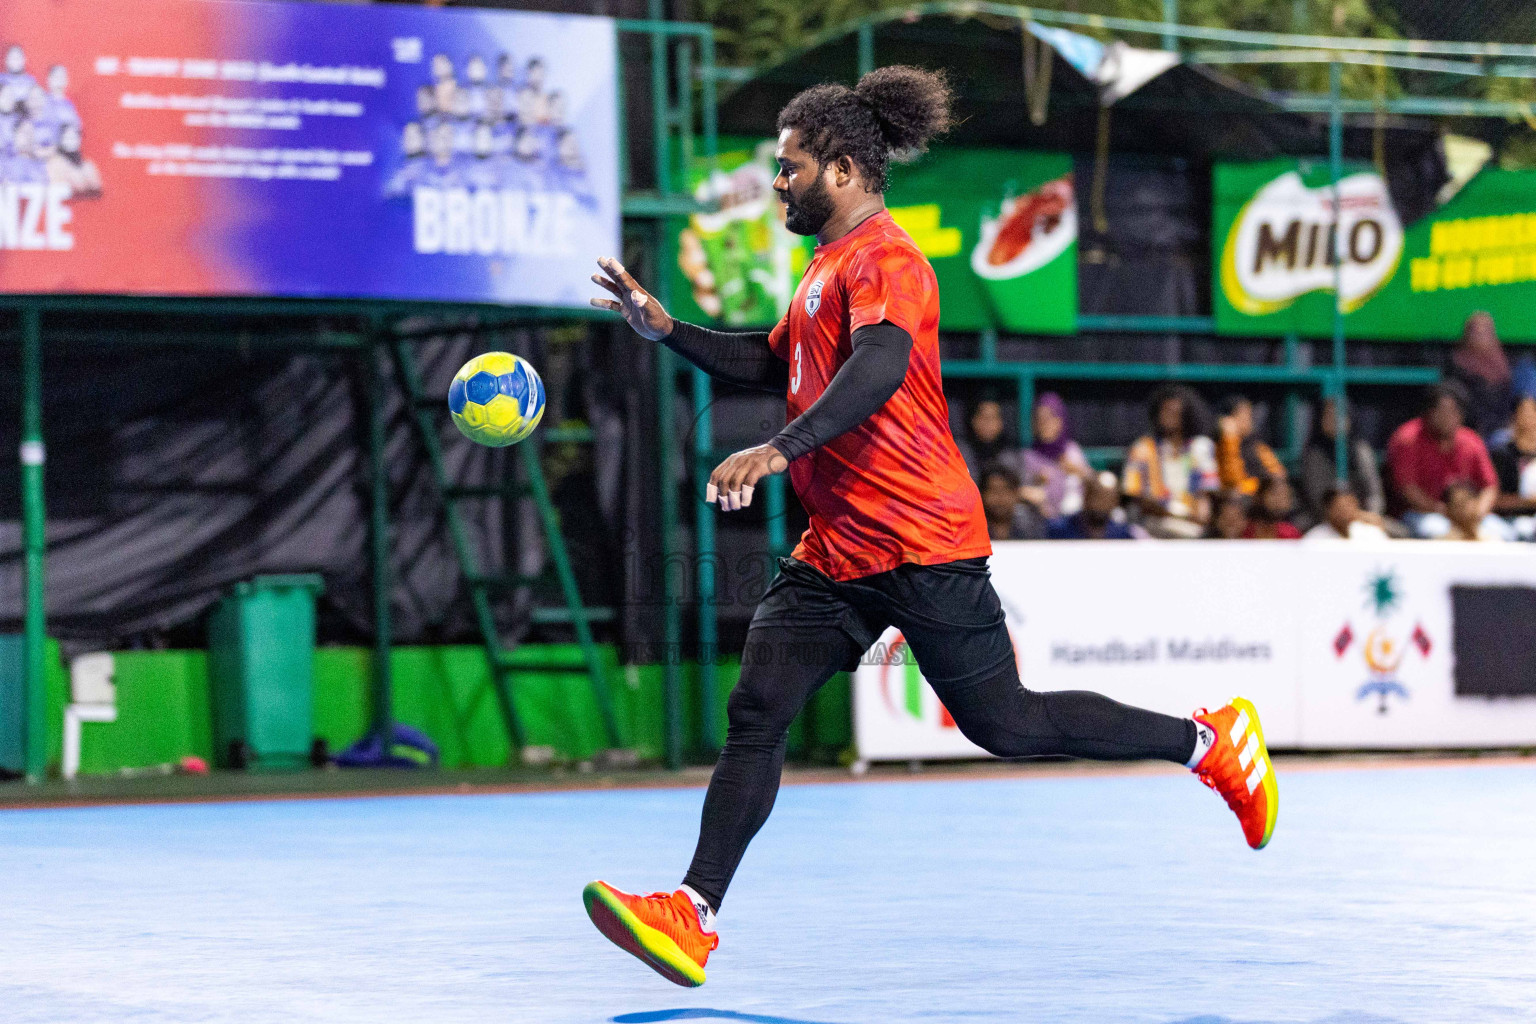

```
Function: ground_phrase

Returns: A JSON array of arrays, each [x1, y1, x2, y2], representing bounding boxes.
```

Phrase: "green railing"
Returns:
[[617, 11, 722, 767]]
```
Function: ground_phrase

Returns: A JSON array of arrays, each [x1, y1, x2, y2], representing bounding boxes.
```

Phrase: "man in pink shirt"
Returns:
[[1387, 382, 1502, 538]]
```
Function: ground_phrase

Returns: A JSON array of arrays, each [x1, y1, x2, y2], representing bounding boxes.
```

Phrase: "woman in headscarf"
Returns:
[[1449, 311, 1514, 438], [1019, 392, 1092, 520]]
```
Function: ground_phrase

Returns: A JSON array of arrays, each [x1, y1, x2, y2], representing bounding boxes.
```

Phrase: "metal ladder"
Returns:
[[388, 337, 622, 759]]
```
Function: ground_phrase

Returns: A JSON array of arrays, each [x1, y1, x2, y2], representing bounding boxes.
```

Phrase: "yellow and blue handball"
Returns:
[[448, 352, 545, 447]]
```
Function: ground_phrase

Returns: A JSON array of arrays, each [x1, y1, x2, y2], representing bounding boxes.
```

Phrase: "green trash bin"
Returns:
[[208, 574, 324, 770], [0, 634, 24, 774]]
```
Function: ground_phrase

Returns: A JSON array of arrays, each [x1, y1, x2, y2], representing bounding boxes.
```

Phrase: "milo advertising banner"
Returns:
[[1216, 159, 1536, 342], [671, 142, 1076, 333]]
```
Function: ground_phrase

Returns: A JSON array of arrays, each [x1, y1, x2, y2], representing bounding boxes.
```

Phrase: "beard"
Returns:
[[779, 173, 834, 236]]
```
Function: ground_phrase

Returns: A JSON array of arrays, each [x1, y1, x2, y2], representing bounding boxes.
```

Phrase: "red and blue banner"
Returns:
[[0, 0, 618, 305]]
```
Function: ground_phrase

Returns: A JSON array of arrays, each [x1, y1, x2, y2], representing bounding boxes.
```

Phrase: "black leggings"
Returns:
[[681, 558, 1196, 911]]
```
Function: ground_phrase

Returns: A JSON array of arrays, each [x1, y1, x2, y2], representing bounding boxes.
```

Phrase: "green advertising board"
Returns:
[[671, 139, 812, 329], [670, 141, 1077, 334], [1215, 158, 1536, 342]]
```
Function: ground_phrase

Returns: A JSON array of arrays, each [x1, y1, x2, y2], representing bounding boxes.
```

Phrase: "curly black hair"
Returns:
[[776, 65, 953, 193], [1422, 379, 1471, 416], [1147, 383, 1211, 439], [978, 460, 1023, 492]]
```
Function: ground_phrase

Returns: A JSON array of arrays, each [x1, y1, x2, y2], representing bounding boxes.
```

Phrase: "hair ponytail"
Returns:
[[853, 65, 952, 155], [778, 65, 954, 192]]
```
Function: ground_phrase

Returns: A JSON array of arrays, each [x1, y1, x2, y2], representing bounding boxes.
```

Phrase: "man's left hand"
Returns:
[[706, 444, 789, 511]]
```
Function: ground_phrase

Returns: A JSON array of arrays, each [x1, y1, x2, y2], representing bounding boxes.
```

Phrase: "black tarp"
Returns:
[[0, 317, 655, 653], [1452, 585, 1536, 697]]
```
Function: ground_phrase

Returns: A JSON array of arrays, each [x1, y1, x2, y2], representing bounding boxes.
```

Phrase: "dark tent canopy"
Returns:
[[715, 9, 1514, 218]]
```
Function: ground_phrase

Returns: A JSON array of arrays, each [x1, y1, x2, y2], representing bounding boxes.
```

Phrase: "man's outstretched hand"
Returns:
[[594, 254, 784, 512], [707, 444, 789, 512], [590, 257, 675, 341]]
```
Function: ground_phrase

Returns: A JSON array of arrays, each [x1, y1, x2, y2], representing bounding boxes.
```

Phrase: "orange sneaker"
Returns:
[[582, 881, 719, 987], [1192, 697, 1278, 850]]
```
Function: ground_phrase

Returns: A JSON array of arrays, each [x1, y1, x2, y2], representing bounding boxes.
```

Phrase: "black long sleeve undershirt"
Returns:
[[662, 319, 914, 463], [771, 320, 913, 462], [659, 321, 787, 393]]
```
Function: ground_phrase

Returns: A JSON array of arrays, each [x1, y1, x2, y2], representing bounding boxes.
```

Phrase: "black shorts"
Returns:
[[748, 556, 1015, 687]]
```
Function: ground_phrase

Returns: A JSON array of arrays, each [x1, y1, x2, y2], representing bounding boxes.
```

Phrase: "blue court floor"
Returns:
[[2, 760, 1533, 1024]]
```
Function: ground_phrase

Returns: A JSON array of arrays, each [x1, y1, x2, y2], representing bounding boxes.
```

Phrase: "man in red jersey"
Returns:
[[583, 66, 1277, 988]]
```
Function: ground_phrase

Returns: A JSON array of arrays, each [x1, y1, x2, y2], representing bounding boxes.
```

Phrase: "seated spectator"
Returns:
[[979, 463, 1046, 541], [1442, 481, 1507, 542], [1513, 356, 1536, 431], [1242, 476, 1302, 539], [1019, 392, 1092, 519], [1205, 490, 1250, 540], [1122, 384, 1219, 538], [1217, 394, 1286, 496], [1448, 311, 1514, 439], [1386, 382, 1500, 538], [1047, 472, 1136, 540], [1299, 396, 1387, 527], [958, 395, 1021, 482], [1303, 483, 1390, 541], [1491, 393, 1536, 541]]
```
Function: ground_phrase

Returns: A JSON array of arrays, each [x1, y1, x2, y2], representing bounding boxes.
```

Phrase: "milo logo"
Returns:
[[1220, 170, 1403, 315]]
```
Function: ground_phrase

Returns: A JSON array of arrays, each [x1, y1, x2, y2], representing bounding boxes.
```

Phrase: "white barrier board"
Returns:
[[853, 541, 1536, 759]]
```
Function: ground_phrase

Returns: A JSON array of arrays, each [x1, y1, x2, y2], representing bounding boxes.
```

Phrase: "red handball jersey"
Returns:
[[767, 210, 990, 580]]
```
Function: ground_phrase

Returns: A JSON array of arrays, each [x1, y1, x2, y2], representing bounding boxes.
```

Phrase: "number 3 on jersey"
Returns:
[[790, 342, 802, 395]]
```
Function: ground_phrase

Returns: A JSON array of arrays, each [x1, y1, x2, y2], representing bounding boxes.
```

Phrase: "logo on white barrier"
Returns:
[[875, 634, 959, 731], [1331, 568, 1432, 714], [854, 629, 993, 761]]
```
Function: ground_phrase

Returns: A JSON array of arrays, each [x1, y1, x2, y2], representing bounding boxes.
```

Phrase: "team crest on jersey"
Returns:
[[804, 279, 823, 316]]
